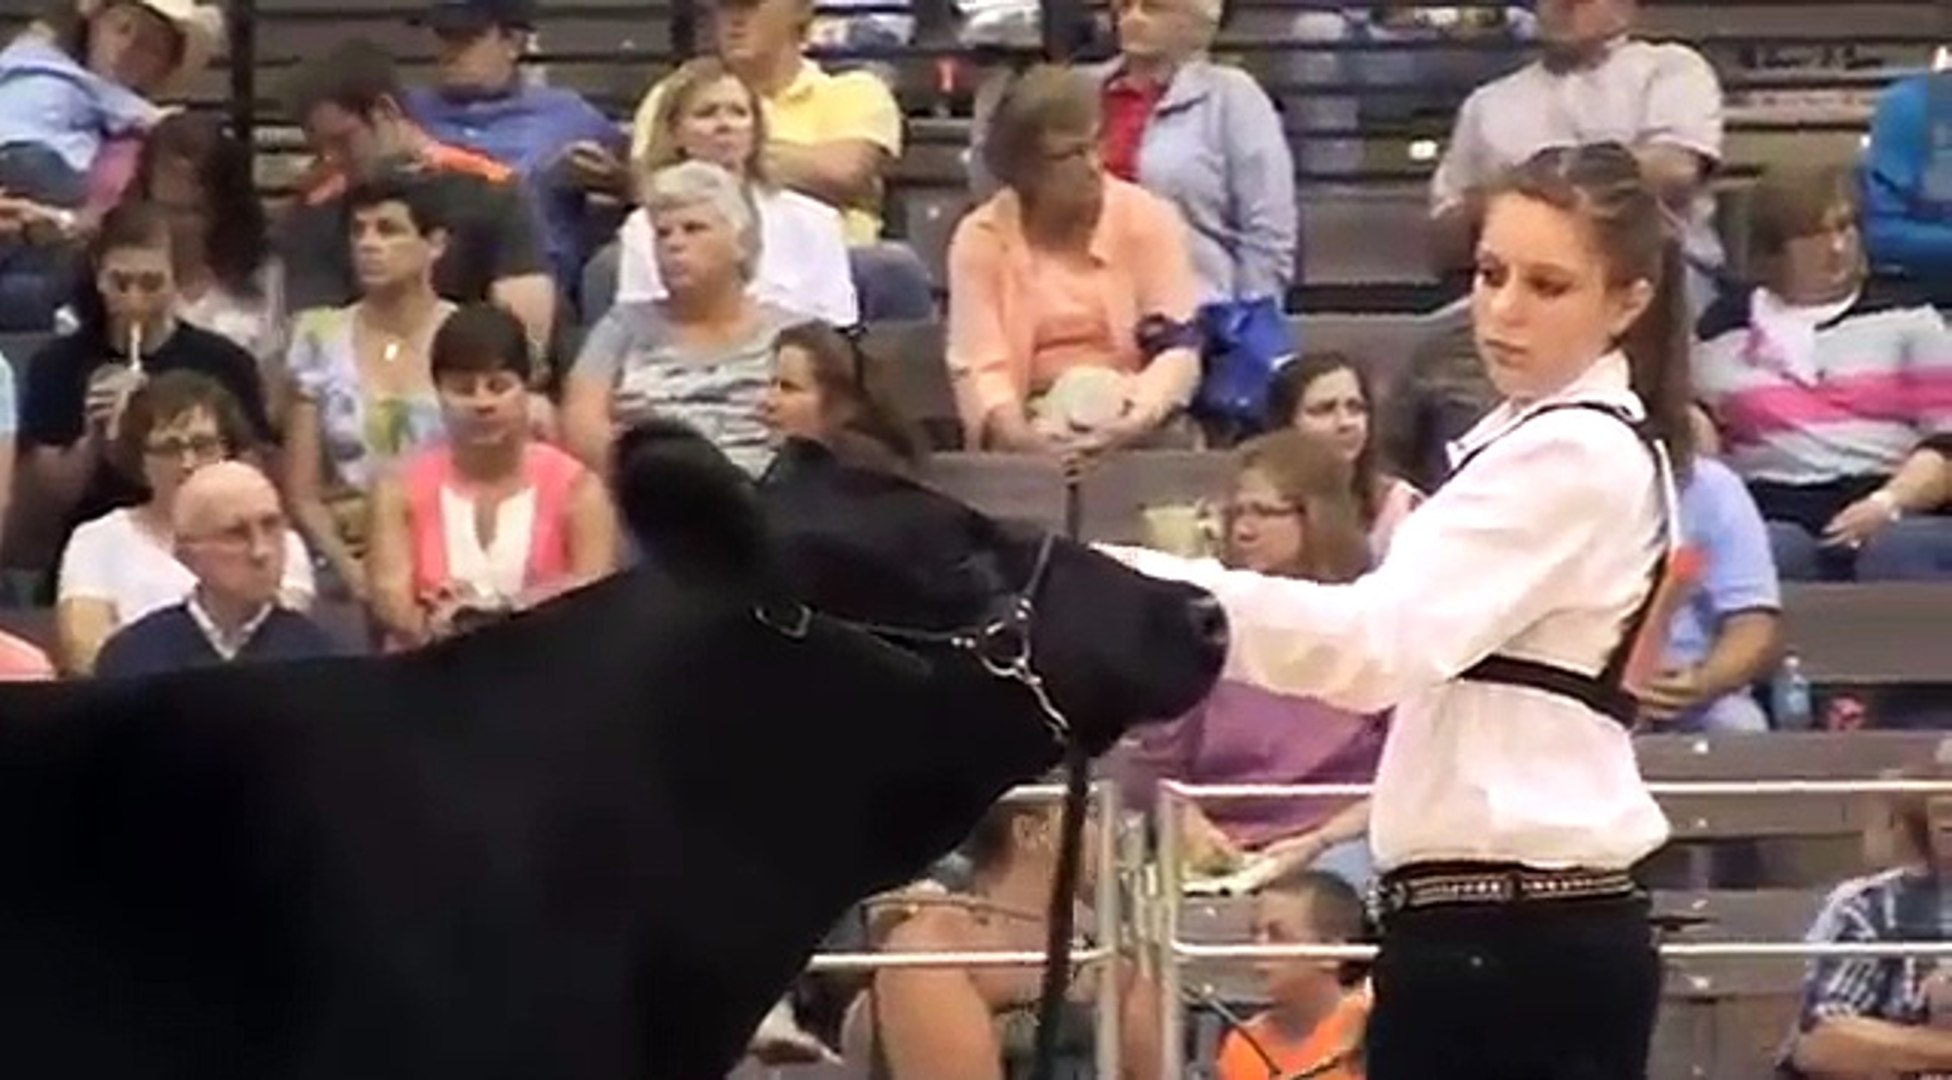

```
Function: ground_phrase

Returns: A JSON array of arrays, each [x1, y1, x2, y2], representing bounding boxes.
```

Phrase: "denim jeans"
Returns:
[[848, 242, 936, 322], [1675, 691, 1772, 734], [0, 143, 85, 332]]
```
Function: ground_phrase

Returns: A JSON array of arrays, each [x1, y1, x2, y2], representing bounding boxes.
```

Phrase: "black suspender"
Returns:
[[1447, 403, 1674, 730]]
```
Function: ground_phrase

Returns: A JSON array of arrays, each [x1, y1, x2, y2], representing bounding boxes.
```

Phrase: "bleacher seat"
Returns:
[[1072, 452, 1233, 546], [858, 320, 958, 449], [917, 453, 1068, 533]]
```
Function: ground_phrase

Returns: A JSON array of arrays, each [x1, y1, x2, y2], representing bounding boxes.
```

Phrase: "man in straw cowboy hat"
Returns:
[[0, 0, 224, 326]]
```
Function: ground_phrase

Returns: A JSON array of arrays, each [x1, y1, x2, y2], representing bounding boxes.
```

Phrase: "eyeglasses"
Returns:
[[145, 434, 228, 461]]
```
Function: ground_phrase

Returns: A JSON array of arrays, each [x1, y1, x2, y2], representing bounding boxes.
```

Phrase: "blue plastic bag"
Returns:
[[1194, 297, 1293, 437]]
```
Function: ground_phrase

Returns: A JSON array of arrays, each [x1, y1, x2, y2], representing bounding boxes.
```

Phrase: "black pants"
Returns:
[[1365, 892, 1661, 1080]]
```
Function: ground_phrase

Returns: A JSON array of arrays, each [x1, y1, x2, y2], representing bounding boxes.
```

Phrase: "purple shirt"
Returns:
[[1110, 679, 1386, 847]]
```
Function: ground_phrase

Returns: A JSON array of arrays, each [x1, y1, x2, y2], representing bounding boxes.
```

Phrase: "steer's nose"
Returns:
[[1187, 594, 1229, 664]]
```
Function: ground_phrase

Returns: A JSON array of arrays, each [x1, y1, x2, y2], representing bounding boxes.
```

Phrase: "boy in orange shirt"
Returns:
[[1215, 870, 1370, 1080]]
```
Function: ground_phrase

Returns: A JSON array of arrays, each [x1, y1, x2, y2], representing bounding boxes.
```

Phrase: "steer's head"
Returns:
[[607, 421, 1226, 1076], [613, 420, 1227, 759]]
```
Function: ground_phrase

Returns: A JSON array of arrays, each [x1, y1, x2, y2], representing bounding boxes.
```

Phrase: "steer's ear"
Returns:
[[612, 419, 772, 583]]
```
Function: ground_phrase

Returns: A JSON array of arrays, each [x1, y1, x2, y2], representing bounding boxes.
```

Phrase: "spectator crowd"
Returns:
[[0, 0, 1949, 1074]]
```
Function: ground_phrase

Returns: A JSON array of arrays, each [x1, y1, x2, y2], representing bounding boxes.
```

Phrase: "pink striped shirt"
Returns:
[[1694, 284, 1952, 485]]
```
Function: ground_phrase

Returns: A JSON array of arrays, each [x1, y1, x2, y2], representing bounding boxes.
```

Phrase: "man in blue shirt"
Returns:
[[1640, 455, 1784, 732], [403, 0, 625, 303]]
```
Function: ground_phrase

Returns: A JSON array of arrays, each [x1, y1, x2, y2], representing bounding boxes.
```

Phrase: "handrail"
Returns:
[[1164, 778, 1952, 798], [805, 946, 1112, 972], [1171, 941, 1952, 962]]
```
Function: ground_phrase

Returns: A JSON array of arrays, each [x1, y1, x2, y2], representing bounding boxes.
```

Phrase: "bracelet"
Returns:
[[1870, 489, 1904, 521]]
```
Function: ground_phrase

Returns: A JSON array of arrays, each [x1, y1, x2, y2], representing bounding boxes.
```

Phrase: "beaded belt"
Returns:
[[1376, 863, 1637, 917]]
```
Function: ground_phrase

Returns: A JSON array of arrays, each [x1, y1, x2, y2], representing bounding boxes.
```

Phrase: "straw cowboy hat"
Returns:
[[73, 0, 227, 98]]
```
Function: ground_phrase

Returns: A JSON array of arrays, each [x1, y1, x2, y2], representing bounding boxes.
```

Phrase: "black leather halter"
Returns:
[[753, 530, 1086, 1080]]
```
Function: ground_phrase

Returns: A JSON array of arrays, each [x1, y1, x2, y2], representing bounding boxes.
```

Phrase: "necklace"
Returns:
[[361, 300, 442, 367]]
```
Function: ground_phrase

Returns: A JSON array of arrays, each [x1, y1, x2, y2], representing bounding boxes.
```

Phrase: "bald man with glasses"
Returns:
[[93, 462, 344, 679]]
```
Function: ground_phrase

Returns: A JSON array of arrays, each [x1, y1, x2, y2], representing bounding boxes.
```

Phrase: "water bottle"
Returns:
[[1772, 654, 1814, 731]]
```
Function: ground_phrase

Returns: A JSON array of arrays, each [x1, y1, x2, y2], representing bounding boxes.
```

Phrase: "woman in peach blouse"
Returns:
[[945, 63, 1202, 461]]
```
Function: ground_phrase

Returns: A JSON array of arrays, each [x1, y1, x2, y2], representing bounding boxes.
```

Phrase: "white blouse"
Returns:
[[617, 184, 859, 326], [1105, 354, 1673, 872], [177, 261, 287, 368], [439, 484, 537, 603]]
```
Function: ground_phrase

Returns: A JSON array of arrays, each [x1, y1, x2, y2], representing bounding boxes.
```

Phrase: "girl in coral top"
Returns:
[[366, 304, 619, 648]]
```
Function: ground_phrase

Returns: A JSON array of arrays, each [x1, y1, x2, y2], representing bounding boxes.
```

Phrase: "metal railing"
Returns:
[[781, 773, 1952, 1080], [1150, 776, 1952, 1080]]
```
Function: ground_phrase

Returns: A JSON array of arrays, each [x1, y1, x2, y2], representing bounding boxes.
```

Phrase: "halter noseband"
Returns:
[[753, 531, 1071, 743]]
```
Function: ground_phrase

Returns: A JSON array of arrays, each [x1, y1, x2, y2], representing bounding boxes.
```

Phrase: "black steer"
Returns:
[[0, 422, 1225, 1080]]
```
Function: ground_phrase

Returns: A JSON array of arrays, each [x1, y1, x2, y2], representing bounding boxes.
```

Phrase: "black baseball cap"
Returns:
[[414, 0, 537, 35]]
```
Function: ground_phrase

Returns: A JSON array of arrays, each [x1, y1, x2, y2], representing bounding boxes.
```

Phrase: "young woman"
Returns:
[[127, 111, 283, 369], [55, 370, 311, 675], [365, 304, 618, 649], [1111, 429, 1383, 890], [761, 320, 925, 472], [1108, 141, 1692, 1080], [617, 57, 856, 325], [1268, 352, 1423, 556]]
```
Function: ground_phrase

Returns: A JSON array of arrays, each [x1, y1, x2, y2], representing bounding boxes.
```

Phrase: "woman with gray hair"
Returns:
[[562, 159, 803, 476]]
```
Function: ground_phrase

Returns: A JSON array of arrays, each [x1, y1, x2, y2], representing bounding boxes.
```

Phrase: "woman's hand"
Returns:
[[988, 409, 1068, 459], [85, 366, 143, 439], [1066, 406, 1160, 461], [1254, 828, 1333, 877], [0, 189, 73, 244], [1638, 665, 1705, 723], [1823, 492, 1902, 550], [419, 585, 472, 641], [1179, 804, 1243, 877]]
